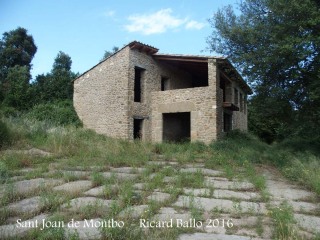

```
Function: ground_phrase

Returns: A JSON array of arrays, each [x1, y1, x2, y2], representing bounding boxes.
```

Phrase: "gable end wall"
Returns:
[[73, 47, 130, 138]]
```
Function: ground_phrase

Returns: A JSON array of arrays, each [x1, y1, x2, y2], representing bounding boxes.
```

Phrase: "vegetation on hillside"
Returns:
[[0, 27, 79, 123], [207, 0, 320, 143]]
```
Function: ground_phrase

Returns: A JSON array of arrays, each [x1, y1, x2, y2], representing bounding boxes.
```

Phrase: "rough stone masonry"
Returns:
[[73, 41, 252, 144]]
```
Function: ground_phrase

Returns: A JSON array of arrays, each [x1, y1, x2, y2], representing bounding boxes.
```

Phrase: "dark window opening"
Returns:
[[224, 113, 232, 132], [191, 73, 208, 88], [161, 76, 169, 91], [163, 112, 190, 142], [240, 93, 243, 112], [134, 119, 143, 139], [134, 67, 144, 102], [234, 88, 239, 105], [156, 59, 208, 90]]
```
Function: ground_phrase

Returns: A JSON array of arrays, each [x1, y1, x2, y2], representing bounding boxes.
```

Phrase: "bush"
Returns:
[[0, 119, 11, 148], [276, 136, 320, 156], [25, 100, 82, 126], [0, 162, 10, 183], [0, 105, 20, 117]]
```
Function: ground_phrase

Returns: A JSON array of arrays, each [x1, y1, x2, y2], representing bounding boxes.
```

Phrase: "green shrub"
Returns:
[[25, 100, 82, 126], [225, 129, 254, 141], [0, 105, 20, 117], [0, 162, 10, 183], [0, 119, 12, 148], [276, 136, 320, 156]]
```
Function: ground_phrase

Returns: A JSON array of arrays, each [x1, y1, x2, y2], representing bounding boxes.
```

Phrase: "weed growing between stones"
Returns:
[[188, 196, 204, 222], [270, 201, 298, 239], [176, 171, 205, 189], [91, 172, 106, 187]]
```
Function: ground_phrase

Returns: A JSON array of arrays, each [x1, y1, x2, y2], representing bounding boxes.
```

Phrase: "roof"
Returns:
[[128, 41, 158, 54], [218, 59, 253, 94], [74, 41, 252, 94]]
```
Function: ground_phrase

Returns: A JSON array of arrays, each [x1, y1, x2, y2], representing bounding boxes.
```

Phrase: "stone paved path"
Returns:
[[0, 156, 319, 239]]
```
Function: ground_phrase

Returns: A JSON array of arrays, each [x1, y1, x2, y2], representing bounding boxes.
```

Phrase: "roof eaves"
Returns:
[[154, 53, 226, 60], [218, 58, 253, 94]]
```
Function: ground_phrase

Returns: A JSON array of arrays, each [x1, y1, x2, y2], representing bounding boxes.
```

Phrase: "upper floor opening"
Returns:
[[154, 54, 208, 90]]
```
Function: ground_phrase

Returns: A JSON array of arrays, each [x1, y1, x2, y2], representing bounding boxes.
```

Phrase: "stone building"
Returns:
[[73, 41, 252, 144]]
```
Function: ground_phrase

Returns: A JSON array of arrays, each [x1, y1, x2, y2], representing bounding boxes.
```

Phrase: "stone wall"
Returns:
[[127, 49, 195, 141], [73, 44, 249, 143], [151, 86, 218, 144], [73, 47, 130, 138], [232, 85, 248, 131]]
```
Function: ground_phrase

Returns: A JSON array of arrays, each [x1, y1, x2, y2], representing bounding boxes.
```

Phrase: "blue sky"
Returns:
[[0, 0, 239, 79]]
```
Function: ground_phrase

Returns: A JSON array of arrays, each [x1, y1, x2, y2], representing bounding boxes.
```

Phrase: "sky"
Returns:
[[0, 0, 239, 79]]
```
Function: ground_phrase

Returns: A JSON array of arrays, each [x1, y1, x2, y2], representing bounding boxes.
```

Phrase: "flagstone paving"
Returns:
[[61, 197, 113, 212], [0, 156, 320, 239], [53, 180, 92, 193], [180, 167, 223, 176], [0, 214, 48, 238], [147, 191, 171, 203], [6, 196, 42, 215], [64, 218, 102, 240], [0, 178, 63, 196], [119, 204, 149, 219], [154, 207, 191, 223], [101, 172, 137, 180], [83, 186, 106, 197]]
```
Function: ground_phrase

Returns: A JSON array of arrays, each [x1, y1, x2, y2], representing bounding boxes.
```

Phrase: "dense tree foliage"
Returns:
[[207, 0, 320, 142], [31, 51, 77, 103], [0, 27, 37, 104], [3, 66, 31, 110], [0, 27, 78, 121], [0, 27, 37, 79]]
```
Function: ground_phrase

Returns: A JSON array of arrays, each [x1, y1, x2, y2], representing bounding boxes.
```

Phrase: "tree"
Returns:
[[52, 51, 72, 72], [101, 46, 119, 61], [50, 51, 75, 100], [31, 51, 77, 102], [0, 27, 37, 81], [207, 0, 320, 141], [3, 66, 31, 110], [0, 27, 37, 106]]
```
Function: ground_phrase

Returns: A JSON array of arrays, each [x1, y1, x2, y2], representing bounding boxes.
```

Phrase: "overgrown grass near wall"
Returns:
[[1, 113, 320, 197]]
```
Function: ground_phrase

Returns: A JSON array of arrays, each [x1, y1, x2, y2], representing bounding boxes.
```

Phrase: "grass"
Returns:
[[91, 171, 106, 187], [188, 196, 204, 221], [269, 201, 299, 240], [2, 116, 319, 197], [175, 171, 205, 189], [1, 116, 320, 239]]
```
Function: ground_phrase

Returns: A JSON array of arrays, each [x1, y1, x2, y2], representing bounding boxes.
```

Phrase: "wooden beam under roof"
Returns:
[[154, 56, 208, 63]]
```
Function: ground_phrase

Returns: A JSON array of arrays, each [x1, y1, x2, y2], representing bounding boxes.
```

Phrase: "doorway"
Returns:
[[134, 119, 143, 139], [163, 112, 190, 142]]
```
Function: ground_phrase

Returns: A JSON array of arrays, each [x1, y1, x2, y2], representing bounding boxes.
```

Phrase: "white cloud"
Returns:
[[125, 8, 188, 35], [185, 20, 205, 30]]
